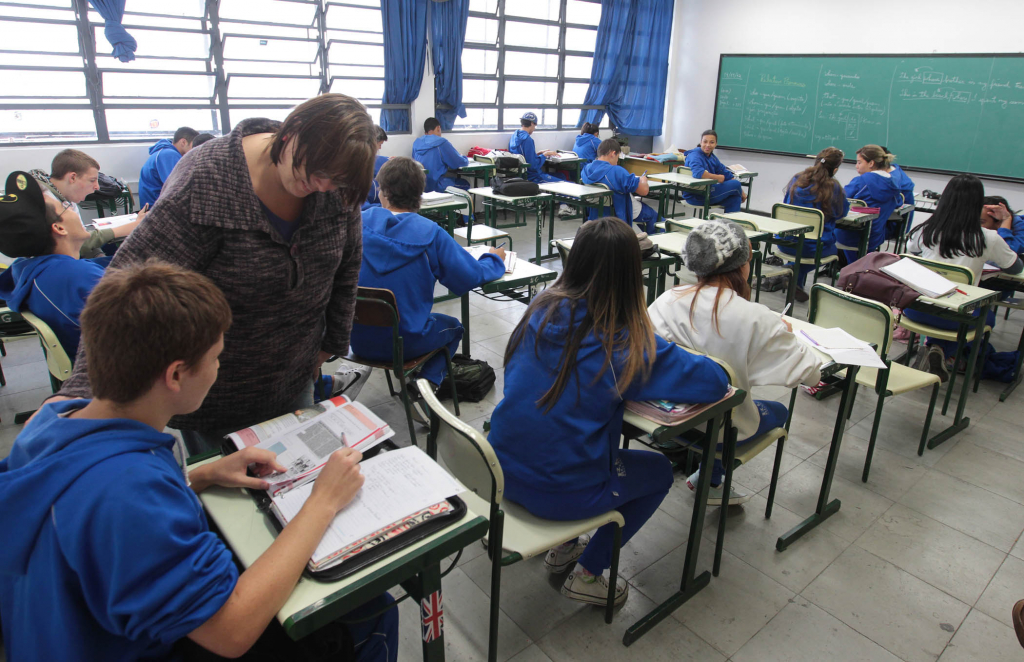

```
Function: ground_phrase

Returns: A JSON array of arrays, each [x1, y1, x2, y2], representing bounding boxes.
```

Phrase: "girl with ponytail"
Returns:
[[573, 122, 602, 164]]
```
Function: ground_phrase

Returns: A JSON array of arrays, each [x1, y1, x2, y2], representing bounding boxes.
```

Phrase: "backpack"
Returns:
[[836, 252, 921, 309], [90, 172, 126, 200], [491, 176, 539, 197], [435, 354, 496, 403]]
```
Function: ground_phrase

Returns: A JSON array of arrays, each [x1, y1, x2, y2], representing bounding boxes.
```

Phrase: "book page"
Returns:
[[881, 258, 956, 298], [90, 213, 137, 230], [226, 396, 345, 449]]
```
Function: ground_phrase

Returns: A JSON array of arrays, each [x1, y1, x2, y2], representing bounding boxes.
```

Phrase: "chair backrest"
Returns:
[[673, 165, 694, 177], [848, 198, 867, 208], [20, 311, 72, 383], [553, 239, 572, 268], [353, 287, 400, 327], [711, 213, 757, 232], [445, 186, 473, 218], [899, 253, 975, 286], [416, 378, 505, 505], [808, 283, 893, 358], [772, 203, 826, 241], [665, 219, 693, 234]]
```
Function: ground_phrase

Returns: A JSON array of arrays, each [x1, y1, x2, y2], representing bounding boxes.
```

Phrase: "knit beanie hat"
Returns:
[[684, 219, 750, 278]]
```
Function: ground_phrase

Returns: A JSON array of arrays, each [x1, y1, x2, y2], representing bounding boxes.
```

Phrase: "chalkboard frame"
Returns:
[[711, 53, 1024, 184]]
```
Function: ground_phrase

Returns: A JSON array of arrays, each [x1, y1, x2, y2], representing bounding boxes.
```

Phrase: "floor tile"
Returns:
[[957, 414, 1024, 464], [937, 609, 1023, 662], [844, 395, 960, 468], [806, 431, 929, 502], [802, 545, 970, 662], [0, 386, 54, 426], [0, 360, 53, 395], [0, 336, 45, 368], [729, 445, 804, 494], [613, 506, 691, 581], [507, 644, 554, 662], [934, 442, 1024, 506], [974, 555, 1024, 629]]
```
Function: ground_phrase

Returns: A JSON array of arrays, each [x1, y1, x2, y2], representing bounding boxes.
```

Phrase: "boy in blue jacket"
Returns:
[[581, 138, 661, 233], [0, 171, 106, 359], [683, 129, 745, 213], [982, 195, 1024, 255], [351, 157, 505, 392], [508, 112, 562, 184], [0, 260, 397, 661], [412, 117, 470, 193], [138, 126, 197, 207]]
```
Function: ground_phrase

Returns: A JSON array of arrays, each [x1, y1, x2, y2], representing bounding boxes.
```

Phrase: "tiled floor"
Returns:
[[2, 212, 1023, 661]]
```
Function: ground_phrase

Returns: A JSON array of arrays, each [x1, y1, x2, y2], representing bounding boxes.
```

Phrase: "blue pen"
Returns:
[[496, 241, 507, 249]]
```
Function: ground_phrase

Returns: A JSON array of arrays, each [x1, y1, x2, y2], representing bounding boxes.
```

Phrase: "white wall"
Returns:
[[658, 0, 1024, 210]]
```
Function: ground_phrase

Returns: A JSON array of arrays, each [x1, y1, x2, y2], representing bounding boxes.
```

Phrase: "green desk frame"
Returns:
[[835, 211, 880, 260], [459, 261, 557, 358]]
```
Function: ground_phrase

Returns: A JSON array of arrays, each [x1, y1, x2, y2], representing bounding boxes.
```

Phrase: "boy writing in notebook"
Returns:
[[0, 261, 397, 661]]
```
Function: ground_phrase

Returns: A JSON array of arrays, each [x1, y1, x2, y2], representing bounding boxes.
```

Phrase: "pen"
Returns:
[[955, 288, 968, 295], [799, 330, 819, 346], [780, 303, 792, 318], [496, 241, 506, 249]]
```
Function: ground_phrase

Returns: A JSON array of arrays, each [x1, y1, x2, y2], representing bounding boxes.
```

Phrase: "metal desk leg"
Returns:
[[623, 415, 721, 646], [402, 565, 447, 662], [531, 201, 551, 265], [703, 187, 711, 220], [714, 413, 738, 576], [743, 178, 753, 212], [777, 365, 860, 551], [461, 293, 472, 358], [547, 200, 556, 256], [928, 303, 989, 449], [858, 223, 870, 259], [1000, 321, 1024, 402]]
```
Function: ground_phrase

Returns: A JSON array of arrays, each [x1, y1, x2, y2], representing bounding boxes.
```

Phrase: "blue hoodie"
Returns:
[[997, 215, 1024, 254], [782, 177, 850, 247], [0, 400, 237, 661], [682, 146, 733, 204], [138, 138, 183, 207], [573, 133, 601, 164], [489, 299, 729, 495], [374, 154, 389, 177], [509, 129, 546, 179], [843, 171, 903, 251], [412, 134, 469, 193], [350, 206, 504, 351], [888, 163, 916, 232], [581, 159, 639, 222], [0, 254, 105, 359]]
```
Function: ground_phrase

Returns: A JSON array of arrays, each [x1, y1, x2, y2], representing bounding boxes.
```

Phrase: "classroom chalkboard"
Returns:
[[711, 54, 1024, 182]]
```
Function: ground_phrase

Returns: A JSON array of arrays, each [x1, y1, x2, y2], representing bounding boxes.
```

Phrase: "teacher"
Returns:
[[48, 94, 377, 455]]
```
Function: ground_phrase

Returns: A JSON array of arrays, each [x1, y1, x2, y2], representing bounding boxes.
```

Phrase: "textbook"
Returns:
[[727, 164, 752, 176], [626, 386, 737, 426], [465, 244, 516, 273], [547, 151, 579, 163], [421, 191, 455, 207], [227, 395, 394, 497], [880, 257, 957, 298], [88, 212, 137, 230]]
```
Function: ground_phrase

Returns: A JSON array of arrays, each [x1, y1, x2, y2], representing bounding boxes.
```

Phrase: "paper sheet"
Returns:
[[797, 331, 887, 369], [881, 258, 957, 298], [799, 327, 868, 350]]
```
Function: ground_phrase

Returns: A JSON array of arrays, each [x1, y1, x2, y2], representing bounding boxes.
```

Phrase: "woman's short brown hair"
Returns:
[[80, 259, 232, 404], [377, 157, 425, 212], [268, 94, 377, 211]]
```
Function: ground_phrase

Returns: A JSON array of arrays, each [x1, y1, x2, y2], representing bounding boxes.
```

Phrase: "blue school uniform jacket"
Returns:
[[682, 147, 733, 204], [509, 129, 547, 180], [489, 299, 729, 495], [581, 159, 640, 221], [997, 215, 1024, 254], [844, 171, 903, 250], [362, 156, 390, 208], [0, 254, 105, 359], [889, 164, 915, 206], [783, 178, 849, 246], [412, 135, 469, 193], [573, 133, 601, 164], [138, 138, 183, 207], [374, 154, 389, 177], [351, 206, 504, 348], [0, 400, 237, 661]]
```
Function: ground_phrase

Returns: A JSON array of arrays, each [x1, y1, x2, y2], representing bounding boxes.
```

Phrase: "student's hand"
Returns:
[[192, 447, 288, 492], [719, 174, 727, 183], [984, 204, 1011, 223], [542, 150, 558, 157], [782, 318, 793, 333], [741, 190, 748, 202], [489, 246, 507, 261], [135, 203, 150, 224], [308, 448, 365, 515]]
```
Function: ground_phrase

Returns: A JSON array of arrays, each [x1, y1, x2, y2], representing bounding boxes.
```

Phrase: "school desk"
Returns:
[[914, 194, 938, 214], [543, 157, 582, 183], [618, 387, 748, 646], [834, 209, 880, 259], [903, 283, 998, 448], [639, 180, 675, 220], [981, 271, 1024, 401], [466, 187, 554, 265], [196, 457, 489, 662], [473, 154, 528, 179], [890, 203, 916, 253], [660, 220, 774, 290], [459, 259, 557, 358], [648, 171, 714, 220], [419, 199, 466, 239], [455, 161, 496, 187], [537, 181, 613, 248], [621, 155, 677, 176], [553, 237, 675, 305]]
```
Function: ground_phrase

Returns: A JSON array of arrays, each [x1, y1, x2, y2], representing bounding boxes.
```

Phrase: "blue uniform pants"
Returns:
[[526, 169, 563, 184], [355, 313, 463, 387], [711, 399, 788, 485], [776, 240, 838, 288], [437, 175, 470, 192], [683, 178, 743, 213], [505, 449, 673, 575], [634, 203, 662, 234]]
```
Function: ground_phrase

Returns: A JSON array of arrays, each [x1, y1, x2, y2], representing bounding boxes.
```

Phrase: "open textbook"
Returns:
[[547, 150, 579, 163], [726, 164, 753, 176], [880, 257, 957, 298], [227, 395, 394, 497], [89, 212, 137, 230]]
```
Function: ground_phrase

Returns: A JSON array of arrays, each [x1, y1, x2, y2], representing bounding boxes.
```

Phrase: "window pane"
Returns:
[[456, 107, 497, 131], [220, 21, 312, 39], [329, 64, 383, 78], [106, 108, 218, 140], [462, 79, 497, 104], [227, 76, 320, 101], [326, 29, 383, 45], [566, 0, 601, 26], [505, 0, 559, 21], [563, 82, 589, 105], [329, 78, 384, 102], [223, 36, 318, 63], [225, 60, 320, 76], [504, 51, 558, 78], [230, 106, 294, 126], [462, 48, 497, 76], [467, 0, 497, 13], [3, 53, 82, 68], [565, 27, 596, 52], [504, 80, 557, 105], [2, 19, 79, 52], [504, 21, 558, 48], [219, 0, 317, 24], [329, 42, 384, 66], [1, 108, 96, 143], [562, 108, 580, 128], [103, 72, 215, 99], [1, 70, 87, 99], [124, 0, 205, 18], [465, 16, 497, 45], [564, 55, 593, 79], [325, 5, 382, 32], [503, 108, 555, 129], [100, 27, 209, 58], [98, 55, 209, 72]]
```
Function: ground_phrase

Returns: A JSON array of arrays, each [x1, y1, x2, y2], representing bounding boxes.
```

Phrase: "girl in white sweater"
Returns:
[[648, 219, 822, 505]]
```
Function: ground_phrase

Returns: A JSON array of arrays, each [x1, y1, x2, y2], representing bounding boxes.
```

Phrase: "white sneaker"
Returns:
[[333, 362, 371, 400], [686, 469, 752, 507], [560, 566, 628, 606], [557, 203, 574, 217], [543, 534, 590, 573]]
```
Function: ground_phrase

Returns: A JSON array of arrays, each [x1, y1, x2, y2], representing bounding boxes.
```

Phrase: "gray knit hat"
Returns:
[[684, 219, 750, 278]]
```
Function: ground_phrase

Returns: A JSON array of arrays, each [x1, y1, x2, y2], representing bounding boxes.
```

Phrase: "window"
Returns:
[[454, 0, 604, 132], [0, 0, 403, 145]]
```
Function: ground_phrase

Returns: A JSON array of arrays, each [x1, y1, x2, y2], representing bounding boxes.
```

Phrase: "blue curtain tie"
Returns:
[[104, 21, 137, 62]]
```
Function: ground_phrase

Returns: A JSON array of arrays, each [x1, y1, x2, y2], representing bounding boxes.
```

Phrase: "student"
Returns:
[[364, 125, 390, 209], [883, 146, 915, 238], [904, 174, 1022, 380], [489, 217, 729, 606], [139, 126, 198, 207], [581, 138, 662, 234], [0, 260, 397, 661], [0, 172, 105, 360], [412, 117, 469, 193], [981, 195, 1024, 255], [648, 219, 822, 504], [508, 112, 562, 184], [776, 147, 850, 302], [351, 157, 505, 396], [191, 132, 216, 148], [837, 144, 902, 263], [573, 122, 601, 164], [28, 149, 143, 258], [682, 129, 745, 213]]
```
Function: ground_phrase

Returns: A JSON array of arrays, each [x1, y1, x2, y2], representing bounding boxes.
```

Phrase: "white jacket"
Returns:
[[648, 286, 822, 439]]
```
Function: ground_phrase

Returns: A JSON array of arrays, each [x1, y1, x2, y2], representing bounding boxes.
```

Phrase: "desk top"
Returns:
[[622, 387, 747, 440], [982, 270, 1024, 285], [649, 172, 713, 187], [458, 162, 495, 172], [538, 182, 610, 200], [420, 200, 466, 213], [555, 237, 676, 266], [479, 258, 558, 294], [654, 231, 687, 256], [836, 210, 879, 227], [784, 317, 843, 370], [913, 282, 998, 314], [467, 187, 552, 203], [712, 211, 812, 236], [666, 218, 772, 242]]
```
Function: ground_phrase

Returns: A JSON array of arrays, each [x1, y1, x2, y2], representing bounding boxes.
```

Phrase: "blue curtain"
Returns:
[[579, 0, 674, 136], [380, 0, 429, 132], [88, 0, 137, 63], [430, 0, 469, 131]]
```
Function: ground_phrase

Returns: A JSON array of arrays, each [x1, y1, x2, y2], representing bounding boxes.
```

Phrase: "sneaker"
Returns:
[[1013, 599, 1024, 648], [557, 203, 574, 218], [801, 380, 830, 397], [333, 362, 372, 400], [560, 567, 628, 607], [924, 345, 950, 383], [793, 287, 809, 303], [686, 469, 752, 507], [544, 535, 590, 573]]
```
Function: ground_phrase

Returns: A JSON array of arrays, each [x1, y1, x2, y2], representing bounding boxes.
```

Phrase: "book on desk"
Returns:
[[547, 150, 580, 163], [625, 386, 737, 426], [465, 244, 516, 273]]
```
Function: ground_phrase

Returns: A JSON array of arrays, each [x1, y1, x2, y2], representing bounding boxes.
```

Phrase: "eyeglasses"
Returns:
[[57, 199, 72, 218]]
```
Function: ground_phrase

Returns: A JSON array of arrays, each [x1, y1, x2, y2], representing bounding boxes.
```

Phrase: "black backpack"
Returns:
[[491, 176, 540, 197], [87, 172, 127, 200], [436, 354, 496, 403], [494, 156, 522, 170]]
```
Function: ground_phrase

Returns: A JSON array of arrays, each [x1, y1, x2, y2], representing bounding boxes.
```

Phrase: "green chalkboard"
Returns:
[[712, 54, 1024, 181]]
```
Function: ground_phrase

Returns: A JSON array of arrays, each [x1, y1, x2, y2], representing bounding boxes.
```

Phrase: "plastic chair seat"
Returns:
[[343, 349, 437, 373], [842, 362, 941, 396], [897, 318, 991, 343], [770, 246, 838, 266], [729, 427, 786, 465], [995, 297, 1024, 311], [834, 243, 858, 251], [455, 225, 508, 242]]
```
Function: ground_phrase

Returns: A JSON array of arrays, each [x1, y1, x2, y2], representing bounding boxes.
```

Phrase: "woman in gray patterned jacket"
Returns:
[[47, 94, 378, 455]]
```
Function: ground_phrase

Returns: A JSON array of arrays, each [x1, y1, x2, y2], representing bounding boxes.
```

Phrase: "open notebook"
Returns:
[[465, 244, 516, 273]]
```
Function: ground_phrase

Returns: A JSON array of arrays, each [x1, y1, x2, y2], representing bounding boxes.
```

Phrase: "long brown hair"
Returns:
[[857, 144, 895, 171], [681, 258, 752, 336], [786, 146, 844, 214], [504, 217, 657, 411]]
